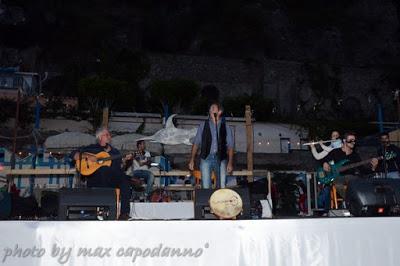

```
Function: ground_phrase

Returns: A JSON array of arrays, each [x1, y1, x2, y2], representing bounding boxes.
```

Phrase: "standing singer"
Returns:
[[188, 102, 234, 188]]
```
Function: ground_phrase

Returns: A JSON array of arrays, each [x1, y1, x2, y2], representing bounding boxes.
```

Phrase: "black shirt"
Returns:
[[322, 148, 367, 175]]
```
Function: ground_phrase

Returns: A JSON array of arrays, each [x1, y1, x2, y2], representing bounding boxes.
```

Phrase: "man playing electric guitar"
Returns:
[[320, 132, 378, 209], [375, 132, 400, 179], [71, 127, 133, 220]]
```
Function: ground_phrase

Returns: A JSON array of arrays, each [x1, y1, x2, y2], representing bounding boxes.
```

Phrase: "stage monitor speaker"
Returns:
[[346, 178, 400, 217], [0, 191, 11, 220], [40, 190, 59, 218], [58, 188, 116, 220], [195, 187, 251, 220]]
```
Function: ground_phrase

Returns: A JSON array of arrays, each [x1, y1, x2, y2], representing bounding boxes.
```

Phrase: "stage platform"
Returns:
[[1, 218, 400, 266]]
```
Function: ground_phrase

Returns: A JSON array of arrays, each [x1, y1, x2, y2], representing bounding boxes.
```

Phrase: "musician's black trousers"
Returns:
[[86, 167, 131, 216]]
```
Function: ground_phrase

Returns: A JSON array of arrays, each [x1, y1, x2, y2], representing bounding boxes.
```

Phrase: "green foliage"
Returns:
[[96, 49, 150, 85], [78, 76, 129, 129], [222, 93, 274, 121], [78, 76, 128, 106], [191, 97, 211, 116], [0, 98, 34, 129], [41, 97, 80, 120], [95, 49, 150, 111], [149, 79, 200, 113]]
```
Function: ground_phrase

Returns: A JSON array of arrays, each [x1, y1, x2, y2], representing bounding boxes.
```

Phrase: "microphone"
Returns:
[[213, 112, 217, 120]]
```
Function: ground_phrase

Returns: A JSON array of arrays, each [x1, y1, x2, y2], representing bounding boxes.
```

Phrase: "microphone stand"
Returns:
[[214, 114, 221, 189], [76, 148, 83, 188], [382, 144, 388, 179]]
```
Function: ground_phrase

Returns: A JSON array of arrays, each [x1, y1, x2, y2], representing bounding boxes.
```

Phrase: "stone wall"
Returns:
[[145, 53, 395, 120], [142, 53, 262, 97]]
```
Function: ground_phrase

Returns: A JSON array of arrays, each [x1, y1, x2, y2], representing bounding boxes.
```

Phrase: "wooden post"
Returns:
[[396, 89, 400, 124], [102, 107, 109, 128], [245, 105, 254, 182]]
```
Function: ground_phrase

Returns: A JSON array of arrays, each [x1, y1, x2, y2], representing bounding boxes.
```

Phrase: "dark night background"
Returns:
[[1, 0, 400, 137]]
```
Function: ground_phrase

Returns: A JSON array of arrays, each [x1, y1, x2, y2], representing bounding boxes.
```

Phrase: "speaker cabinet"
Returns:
[[195, 187, 251, 219], [346, 178, 400, 216], [58, 188, 117, 220]]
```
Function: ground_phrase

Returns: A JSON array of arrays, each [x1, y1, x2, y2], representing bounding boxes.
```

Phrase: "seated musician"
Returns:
[[125, 140, 155, 199], [70, 127, 133, 220], [321, 132, 378, 209], [375, 132, 400, 179]]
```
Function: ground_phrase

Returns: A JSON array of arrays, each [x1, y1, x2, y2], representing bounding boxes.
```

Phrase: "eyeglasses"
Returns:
[[346, 139, 356, 143]]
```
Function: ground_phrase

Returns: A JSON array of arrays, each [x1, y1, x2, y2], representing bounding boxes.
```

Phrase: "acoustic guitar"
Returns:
[[75, 151, 125, 176]]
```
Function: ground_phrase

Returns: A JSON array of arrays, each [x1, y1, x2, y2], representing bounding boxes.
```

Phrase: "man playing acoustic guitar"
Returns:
[[320, 132, 378, 209], [71, 127, 133, 220]]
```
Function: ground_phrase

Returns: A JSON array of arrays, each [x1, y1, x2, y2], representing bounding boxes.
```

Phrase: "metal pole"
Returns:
[[11, 88, 21, 170], [313, 172, 319, 212], [377, 104, 384, 133], [396, 89, 400, 125], [306, 172, 312, 216]]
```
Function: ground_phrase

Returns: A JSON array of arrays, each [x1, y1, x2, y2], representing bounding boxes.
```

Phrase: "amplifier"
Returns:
[[346, 178, 400, 216], [58, 188, 117, 220]]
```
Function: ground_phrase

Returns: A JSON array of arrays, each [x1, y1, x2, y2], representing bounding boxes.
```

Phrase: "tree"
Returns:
[[78, 76, 129, 129], [222, 93, 274, 121], [149, 79, 200, 113]]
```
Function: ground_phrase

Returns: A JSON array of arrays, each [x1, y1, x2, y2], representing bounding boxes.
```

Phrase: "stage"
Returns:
[[1, 218, 399, 266]]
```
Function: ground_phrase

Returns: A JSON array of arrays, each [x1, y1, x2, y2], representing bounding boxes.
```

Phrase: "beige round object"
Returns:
[[209, 189, 243, 219]]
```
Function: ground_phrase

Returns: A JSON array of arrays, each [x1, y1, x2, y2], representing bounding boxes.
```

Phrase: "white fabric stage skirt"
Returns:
[[1, 218, 400, 266], [130, 202, 194, 219]]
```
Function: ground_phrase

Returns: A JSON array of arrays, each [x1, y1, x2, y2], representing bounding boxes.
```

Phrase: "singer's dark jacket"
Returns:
[[192, 117, 234, 160]]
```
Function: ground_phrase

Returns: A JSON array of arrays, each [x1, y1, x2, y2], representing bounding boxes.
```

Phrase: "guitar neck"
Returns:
[[100, 154, 122, 162], [339, 157, 379, 173]]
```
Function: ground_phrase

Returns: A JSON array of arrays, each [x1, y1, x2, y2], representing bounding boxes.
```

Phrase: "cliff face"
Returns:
[[1, 0, 399, 120]]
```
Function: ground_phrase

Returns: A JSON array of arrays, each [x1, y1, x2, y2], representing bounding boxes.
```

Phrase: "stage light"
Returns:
[[377, 207, 385, 214]]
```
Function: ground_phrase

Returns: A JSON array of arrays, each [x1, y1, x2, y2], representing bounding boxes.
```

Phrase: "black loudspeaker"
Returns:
[[195, 187, 251, 219], [346, 178, 400, 217], [58, 188, 117, 220], [11, 195, 39, 218], [0, 191, 11, 220], [40, 191, 59, 218]]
